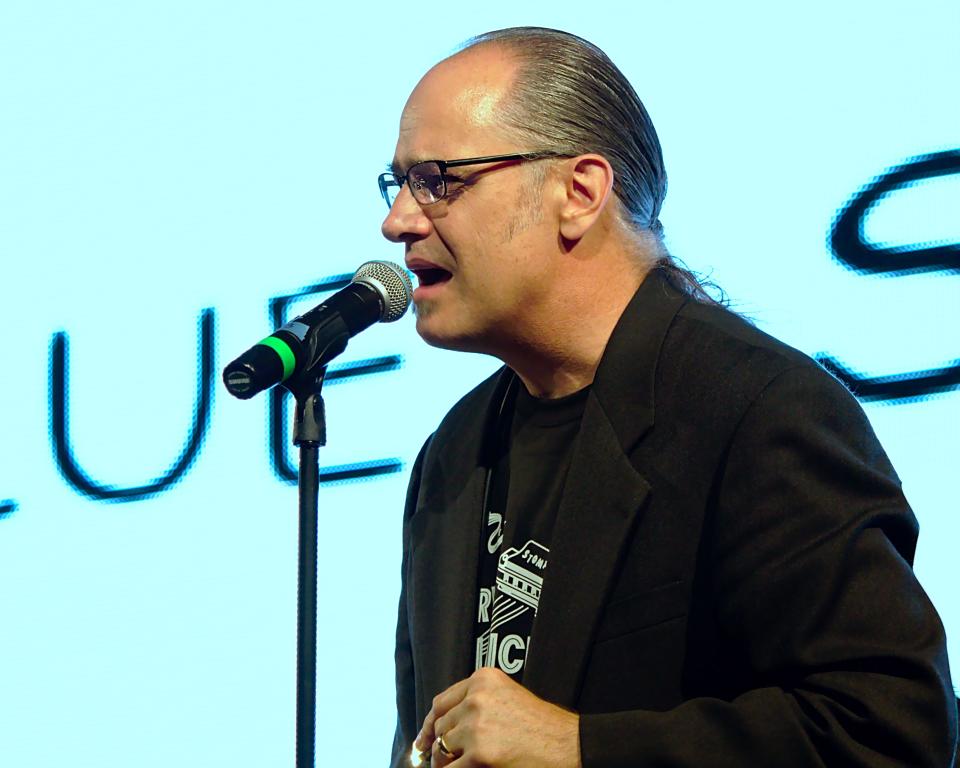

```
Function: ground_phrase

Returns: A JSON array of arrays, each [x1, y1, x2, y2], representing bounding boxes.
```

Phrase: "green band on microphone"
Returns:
[[258, 336, 296, 381]]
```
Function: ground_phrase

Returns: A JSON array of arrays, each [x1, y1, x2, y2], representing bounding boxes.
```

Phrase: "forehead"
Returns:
[[394, 47, 518, 165]]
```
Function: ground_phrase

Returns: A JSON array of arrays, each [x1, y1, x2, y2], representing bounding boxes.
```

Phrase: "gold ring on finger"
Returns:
[[437, 734, 454, 758]]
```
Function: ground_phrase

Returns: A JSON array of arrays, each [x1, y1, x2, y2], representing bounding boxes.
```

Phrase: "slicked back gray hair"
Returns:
[[460, 27, 724, 304], [462, 27, 666, 237]]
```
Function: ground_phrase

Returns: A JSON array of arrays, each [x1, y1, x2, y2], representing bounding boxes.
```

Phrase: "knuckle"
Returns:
[[471, 667, 497, 687], [466, 690, 487, 713]]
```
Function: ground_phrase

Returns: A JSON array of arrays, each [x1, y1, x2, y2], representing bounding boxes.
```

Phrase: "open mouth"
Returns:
[[412, 267, 453, 287]]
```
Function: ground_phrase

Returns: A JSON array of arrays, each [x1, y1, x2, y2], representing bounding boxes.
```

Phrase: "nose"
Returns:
[[381, 185, 432, 243]]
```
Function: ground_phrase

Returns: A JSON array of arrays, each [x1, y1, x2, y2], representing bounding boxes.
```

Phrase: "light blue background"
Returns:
[[1, 2, 957, 765]]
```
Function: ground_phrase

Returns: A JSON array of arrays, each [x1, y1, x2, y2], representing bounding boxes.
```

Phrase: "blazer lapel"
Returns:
[[522, 393, 651, 707], [409, 463, 484, 721], [523, 269, 688, 707], [409, 369, 515, 721]]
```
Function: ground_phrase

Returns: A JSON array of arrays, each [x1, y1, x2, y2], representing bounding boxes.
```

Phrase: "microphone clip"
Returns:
[[283, 362, 328, 447]]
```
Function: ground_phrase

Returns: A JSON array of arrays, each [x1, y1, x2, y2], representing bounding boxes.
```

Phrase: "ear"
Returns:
[[558, 154, 615, 241]]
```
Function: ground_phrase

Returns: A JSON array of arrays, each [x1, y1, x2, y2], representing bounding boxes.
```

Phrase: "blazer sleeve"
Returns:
[[390, 435, 433, 768], [580, 365, 958, 766]]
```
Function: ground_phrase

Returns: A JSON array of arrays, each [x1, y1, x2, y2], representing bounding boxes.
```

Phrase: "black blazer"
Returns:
[[392, 270, 957, 766]]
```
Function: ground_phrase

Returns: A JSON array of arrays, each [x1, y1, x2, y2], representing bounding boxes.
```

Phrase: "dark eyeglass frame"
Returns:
[[378, 151, 571, 208]]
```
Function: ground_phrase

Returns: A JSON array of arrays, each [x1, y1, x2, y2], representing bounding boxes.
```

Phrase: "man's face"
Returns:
[[381, 47, 558, 355]]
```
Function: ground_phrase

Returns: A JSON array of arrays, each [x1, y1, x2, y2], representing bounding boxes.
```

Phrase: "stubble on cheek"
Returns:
[[499, 194, 543, 244], [498, 169, 545, 244]]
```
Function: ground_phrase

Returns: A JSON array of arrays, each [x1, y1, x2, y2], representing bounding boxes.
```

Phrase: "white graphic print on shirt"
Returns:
[[475, 538, 549, 676]]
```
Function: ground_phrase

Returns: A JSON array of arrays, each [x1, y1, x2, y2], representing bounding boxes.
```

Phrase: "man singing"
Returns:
[[379, 27, 957, 767]]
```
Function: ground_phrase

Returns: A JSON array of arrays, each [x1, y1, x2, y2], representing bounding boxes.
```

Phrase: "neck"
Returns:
[[512, 361, 598, 400], [500, 261, 651, 399]]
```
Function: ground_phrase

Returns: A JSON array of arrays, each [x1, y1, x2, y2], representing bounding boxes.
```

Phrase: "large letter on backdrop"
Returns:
[[818, 150, 960, 402], [48, 309, 216, 501]]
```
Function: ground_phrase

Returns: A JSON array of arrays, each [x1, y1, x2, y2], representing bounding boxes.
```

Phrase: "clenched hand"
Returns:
[[415, 667, 581, 768]]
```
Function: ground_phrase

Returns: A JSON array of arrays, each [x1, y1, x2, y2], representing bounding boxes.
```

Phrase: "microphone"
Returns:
[[223, 260, 413, 399]]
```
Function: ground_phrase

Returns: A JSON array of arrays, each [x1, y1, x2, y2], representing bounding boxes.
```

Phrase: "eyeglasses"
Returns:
[[378, 151, 570, 209]]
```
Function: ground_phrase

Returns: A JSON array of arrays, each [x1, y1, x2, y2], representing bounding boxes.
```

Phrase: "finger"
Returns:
[[416, 707, 439, 752], [432, 677, 472, 721], [416, 710, 437, 752], [445, 754, 471, 768], [408, 742, 431, 768], [432, 699, 469, 750], [432, 727, 461, 767], [416, 678, 472, 750]]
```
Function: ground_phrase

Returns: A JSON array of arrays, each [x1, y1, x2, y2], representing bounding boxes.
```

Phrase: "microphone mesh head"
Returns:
[[352, 261, 414, 323]]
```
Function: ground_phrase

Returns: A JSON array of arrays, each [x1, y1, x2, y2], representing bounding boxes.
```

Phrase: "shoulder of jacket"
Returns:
[[671, 300, 834, 388], [645, 300, 861, 438]]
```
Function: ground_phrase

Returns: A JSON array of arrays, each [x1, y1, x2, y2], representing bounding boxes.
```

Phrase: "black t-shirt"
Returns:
[[473, 380, 589, 681]]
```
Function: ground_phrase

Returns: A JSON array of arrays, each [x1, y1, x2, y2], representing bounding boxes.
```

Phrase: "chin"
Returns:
[[415, 321, 468, 352], [414, 314, 488, 354]]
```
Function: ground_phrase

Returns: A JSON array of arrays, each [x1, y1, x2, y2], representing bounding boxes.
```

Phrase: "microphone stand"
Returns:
[[221, 261, 411, 767], [283, 364, 327, 768]]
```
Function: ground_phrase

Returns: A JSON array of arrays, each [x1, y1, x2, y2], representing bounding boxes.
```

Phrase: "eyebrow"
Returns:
[[388, 157, 438, 177]]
